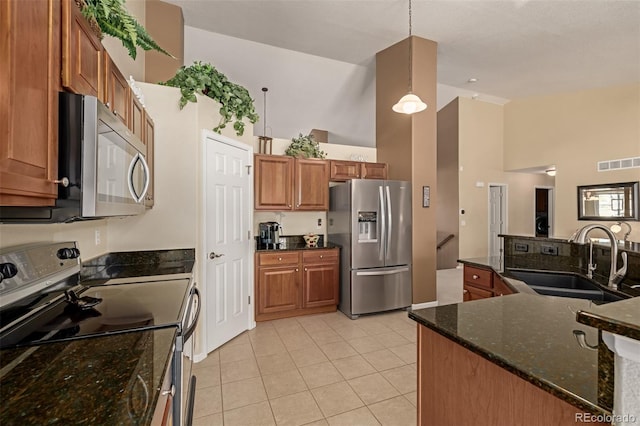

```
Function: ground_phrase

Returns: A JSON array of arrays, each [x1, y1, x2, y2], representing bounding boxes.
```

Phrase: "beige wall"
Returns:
[[436, 99, 459, 269], [376, 36, 438, 304], [458, 98, 554, 258], [504, 83, 640, 240], [145, 0, 184, 84]]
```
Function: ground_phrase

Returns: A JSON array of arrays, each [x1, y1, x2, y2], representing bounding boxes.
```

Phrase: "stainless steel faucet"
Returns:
[[569, 224, 627, 290]]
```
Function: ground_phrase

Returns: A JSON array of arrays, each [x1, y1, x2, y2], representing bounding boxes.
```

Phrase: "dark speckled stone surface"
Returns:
[[576, 297, 640, 341], [81, 248, 195, 283], [409, 294, 612, 416], [0, 327, 176, 425]]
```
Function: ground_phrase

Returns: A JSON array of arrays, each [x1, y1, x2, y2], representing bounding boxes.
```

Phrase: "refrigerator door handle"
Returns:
[[385, 185, 392, 259], [379, 185, 386, 261], [356, 267, 410, 276]]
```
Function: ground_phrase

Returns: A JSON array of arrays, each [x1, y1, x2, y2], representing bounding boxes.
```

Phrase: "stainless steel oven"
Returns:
[[0, 242, 198, 425]]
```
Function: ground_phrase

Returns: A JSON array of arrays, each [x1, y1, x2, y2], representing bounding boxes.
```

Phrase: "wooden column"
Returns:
[[376, 36, 438, 304]]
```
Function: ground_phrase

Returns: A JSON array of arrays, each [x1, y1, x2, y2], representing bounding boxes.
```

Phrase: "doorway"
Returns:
[[202, 131, 254, 354], [488, 184, 507, 257], [535, 187, 554, 237]]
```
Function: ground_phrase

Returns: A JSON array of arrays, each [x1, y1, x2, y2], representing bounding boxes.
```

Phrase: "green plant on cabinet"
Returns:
[[160, 61, 259, 137], [285, 134, 326, 159], [80, 0, 173, 60]]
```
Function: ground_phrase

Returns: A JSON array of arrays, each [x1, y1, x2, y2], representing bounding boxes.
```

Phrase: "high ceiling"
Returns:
[[168, 0, 640, 105]]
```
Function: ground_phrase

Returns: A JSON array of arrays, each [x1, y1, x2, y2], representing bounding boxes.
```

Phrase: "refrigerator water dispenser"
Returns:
[[358, 212, 377, 242]]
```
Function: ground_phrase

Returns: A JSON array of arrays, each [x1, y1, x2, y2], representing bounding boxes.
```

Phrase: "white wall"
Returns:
[[184, 26, 376, 148]]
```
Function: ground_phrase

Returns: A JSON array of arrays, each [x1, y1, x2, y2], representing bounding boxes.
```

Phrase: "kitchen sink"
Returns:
[[505, 269, 630, 304]]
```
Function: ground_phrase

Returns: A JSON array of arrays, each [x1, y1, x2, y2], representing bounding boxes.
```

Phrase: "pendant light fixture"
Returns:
[[258, 87, 272, 154], [392, 0, 427, 114]]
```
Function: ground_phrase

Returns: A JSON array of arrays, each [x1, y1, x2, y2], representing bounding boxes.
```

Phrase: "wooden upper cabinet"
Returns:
[[330, 160, 361, 181], [0, 0, 60, 206], [143, 113, 155, 208], [61, 0, 103, 99], [254, 154, 294, 210], [329, 160, 388, 182], [104, 52, 129, 125], [294, 158, 329, 210], [361, 162, 388, 180], [130, 93, 144, 141]]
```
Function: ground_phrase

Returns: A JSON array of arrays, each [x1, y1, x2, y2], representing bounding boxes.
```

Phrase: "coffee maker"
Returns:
[[258, 222, 282, 249]]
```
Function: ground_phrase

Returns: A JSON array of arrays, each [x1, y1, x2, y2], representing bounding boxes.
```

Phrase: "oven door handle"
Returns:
[[183, 287, 200, 342]]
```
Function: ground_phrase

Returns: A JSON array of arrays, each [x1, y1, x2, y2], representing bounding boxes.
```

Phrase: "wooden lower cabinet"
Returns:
[[462, 264, 514, 301], [417, 325, 607, 425], [257, 266, 301, 315], [256, 248, 339, 321]]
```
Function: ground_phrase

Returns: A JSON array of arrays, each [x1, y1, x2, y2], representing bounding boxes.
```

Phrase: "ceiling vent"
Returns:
[[597, 156, 640, 172]]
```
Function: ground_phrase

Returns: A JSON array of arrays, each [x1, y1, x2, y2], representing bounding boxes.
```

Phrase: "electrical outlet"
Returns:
[[317, 218, 322, 229], [95, 230, 101, 246]]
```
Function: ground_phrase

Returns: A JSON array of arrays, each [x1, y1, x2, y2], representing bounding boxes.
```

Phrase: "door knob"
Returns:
[[209, 252, 224, 259]]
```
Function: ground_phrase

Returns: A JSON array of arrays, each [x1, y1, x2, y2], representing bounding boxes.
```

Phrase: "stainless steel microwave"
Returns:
[[0, 92, 150, 223]]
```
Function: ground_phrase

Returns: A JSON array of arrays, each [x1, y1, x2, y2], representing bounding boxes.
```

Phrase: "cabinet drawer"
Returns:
[[302, 249, 338, 264], [258, 252, 300, 266], [463, 266, 492, 289], [463, 284, 493, 301]]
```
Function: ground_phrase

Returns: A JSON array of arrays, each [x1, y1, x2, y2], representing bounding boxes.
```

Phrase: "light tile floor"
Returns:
[[192, 268, 463, 425]]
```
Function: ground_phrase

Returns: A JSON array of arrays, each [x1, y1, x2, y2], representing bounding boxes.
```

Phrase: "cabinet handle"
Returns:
[[53, 177, 70, 187], [472, 274, 479, 279]]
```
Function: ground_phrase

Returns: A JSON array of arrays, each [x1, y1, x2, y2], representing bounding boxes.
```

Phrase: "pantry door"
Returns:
[[203, 131, 254, 353]]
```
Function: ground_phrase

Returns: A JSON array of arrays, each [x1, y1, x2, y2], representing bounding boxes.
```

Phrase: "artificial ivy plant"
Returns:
[[285, 134, 326, 159], [160, 61, 259, 136], [81, 0, 172, 60]]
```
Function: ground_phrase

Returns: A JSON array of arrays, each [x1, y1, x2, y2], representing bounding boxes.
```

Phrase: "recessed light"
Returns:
[[468, 78, 478, 83]]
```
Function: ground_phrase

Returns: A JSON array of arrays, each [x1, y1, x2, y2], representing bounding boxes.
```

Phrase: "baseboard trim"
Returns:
[[411, 301, 438, 310]]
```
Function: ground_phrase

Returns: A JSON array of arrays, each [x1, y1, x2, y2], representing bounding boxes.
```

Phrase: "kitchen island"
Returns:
[[410, 294, 612, 425]]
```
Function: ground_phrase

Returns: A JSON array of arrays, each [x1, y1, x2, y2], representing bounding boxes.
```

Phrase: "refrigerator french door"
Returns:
[[329, 179, 412, 318]]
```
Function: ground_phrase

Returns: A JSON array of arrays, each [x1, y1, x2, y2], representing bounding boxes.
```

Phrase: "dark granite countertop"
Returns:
[[256, 241, 340, 252], [0, 327, 177, 425], [409, 294, 610, 416], [576, 297, 640, 341], [81, 248, 195, 284]]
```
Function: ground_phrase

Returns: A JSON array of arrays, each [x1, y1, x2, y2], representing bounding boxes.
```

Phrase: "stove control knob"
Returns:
[[57, 248, 81, 260], [0, 263, 18, 282]]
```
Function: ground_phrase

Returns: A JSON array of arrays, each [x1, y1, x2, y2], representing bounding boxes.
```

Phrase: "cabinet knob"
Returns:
[[472, 274, 479, 280], [304, 268, 308, 271], [295, 268, 299, 272], [463, 289, 469, 294], [288, 204, 291, 208], [105, 102, 111, 108], [53, 177, 70, 187], [278, 257, 282, 261]]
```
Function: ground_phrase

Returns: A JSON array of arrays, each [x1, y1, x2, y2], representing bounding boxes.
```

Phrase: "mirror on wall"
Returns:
[[577, 181, 639, 221]]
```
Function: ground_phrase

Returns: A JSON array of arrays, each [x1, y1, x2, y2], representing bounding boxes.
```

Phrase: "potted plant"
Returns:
[[285, 134, 326, 159], [80, 0, 172, 60], [160, 61, 259, 137]]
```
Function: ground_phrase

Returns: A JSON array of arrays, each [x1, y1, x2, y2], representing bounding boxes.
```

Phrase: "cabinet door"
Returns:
[[143, 113, 155, 208], [294, 159, 329, 210], [130, 93, 144, 141], [330, 160, 360, 181], [104, 52, 129, 125], [254, 154, 293, 210], [257, 266, 300, 314], [463, 284, 492, 301], [361, 162, 388, 180], [61, 0, 103, 99], [463, 265, 493, 290], [302, 261, 339, 308], [0, 0, 60, 206], [493, 275, 514, 296]]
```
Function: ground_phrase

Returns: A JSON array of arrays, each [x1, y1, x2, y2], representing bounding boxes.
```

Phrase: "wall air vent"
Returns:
[[597, 156, 640, 172]]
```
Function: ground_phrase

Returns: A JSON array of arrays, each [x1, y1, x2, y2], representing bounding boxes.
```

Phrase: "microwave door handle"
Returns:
[[127, 153, 150, 203], [138, 153, 150, 202]]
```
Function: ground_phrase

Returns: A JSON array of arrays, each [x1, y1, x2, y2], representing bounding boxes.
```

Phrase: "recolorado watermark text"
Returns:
[[576, 413, 638, 423]]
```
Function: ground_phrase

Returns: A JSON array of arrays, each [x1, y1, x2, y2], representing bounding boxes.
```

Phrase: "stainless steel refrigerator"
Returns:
[[328, 179, 412, 319]]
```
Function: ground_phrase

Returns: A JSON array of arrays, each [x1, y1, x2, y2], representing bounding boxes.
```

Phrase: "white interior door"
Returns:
[[488, 185, 506, 257], [203, 132, 253, 353]]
